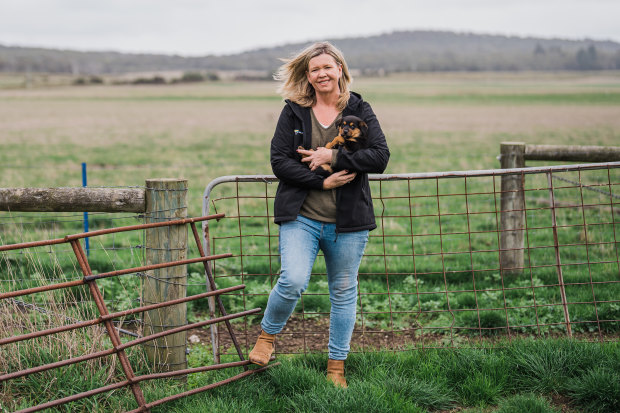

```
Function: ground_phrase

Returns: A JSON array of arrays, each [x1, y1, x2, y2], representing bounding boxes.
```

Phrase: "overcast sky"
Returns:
[[1, 0, 619, 56]]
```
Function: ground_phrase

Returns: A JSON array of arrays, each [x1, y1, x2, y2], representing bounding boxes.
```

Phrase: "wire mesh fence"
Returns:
[[0, 210, 146, 337], [202, 162, 620, 357]]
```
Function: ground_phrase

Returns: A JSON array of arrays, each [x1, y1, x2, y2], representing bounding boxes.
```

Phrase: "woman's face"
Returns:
[[307, 53, 342, 95]]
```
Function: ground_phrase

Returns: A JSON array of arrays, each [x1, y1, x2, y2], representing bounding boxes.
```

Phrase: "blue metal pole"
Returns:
[[82, 162, 90, 256]]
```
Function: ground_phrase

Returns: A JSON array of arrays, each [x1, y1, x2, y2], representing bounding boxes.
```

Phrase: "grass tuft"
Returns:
[[496, 393, 560, 413], [566, 367, 620, 412], [507, 339, 578, 393]]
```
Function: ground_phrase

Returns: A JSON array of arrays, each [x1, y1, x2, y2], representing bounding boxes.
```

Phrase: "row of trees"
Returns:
[[1, 31, 619, 75]]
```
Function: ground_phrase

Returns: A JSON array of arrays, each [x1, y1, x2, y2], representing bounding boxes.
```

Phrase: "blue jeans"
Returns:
[[261, 215, 369, 360]]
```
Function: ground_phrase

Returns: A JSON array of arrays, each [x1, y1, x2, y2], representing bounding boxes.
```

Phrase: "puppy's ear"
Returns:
[[359, 121, 368, 136]]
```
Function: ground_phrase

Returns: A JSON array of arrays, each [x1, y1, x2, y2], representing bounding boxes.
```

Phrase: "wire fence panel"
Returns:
[[0, 211, 148, 341], [202, 162, 620, 357], [0, 215, 276, 413]]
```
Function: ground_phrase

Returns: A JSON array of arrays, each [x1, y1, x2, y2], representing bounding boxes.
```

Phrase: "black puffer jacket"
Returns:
[[270, 92, 390, 232]]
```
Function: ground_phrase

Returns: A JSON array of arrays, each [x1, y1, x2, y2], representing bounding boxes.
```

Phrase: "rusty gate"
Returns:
[[0, 214, 277, 412], [201, 162, 620, 359]]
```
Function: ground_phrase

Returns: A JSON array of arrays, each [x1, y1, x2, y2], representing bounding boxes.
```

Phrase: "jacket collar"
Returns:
[[285, 92, 364, 120], [343, 92, 363, 116]]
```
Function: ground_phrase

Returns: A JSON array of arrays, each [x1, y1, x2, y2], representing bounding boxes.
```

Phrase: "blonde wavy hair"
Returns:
[[274, 41, 352, 111]]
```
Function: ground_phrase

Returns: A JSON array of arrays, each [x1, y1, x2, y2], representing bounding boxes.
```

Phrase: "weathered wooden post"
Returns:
[[143, 179, 188, 373], [499, 142, 525, 274]]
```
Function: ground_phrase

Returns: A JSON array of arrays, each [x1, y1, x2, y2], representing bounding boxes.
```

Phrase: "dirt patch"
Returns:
[[188, 316, 443, 356], [550, 393, 579, 413], [188, 317, 620, 358]]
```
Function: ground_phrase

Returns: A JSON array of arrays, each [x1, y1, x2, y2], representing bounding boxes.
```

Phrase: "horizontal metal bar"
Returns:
[[367, 161, 620, 180], [0, 214, 225, 252], [13, 360, 274, 413], [83, 253, 233, 282], [0, 284, 246, 346], [65, 214, 225, 241], [14, 380, 130, 413], [127, 363, 280, 413], [101, 284, 245, 320], [117, 308, 262, 351], [0, 237, 67, 252], [202, 162, 620, 214], [0, 316, 100, 347], [0, 308, 261, 383], [0, 279, 85, 300], [0, 253, 232, 300], [0, 347, 116, 382], [133, 359, 254, 382]]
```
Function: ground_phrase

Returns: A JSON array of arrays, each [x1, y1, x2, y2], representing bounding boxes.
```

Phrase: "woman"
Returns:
[[249, 41, 390, 388]]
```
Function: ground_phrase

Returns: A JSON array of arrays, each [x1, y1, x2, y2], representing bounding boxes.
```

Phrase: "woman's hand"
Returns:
[[323, 170, 357, 189], [298, 147, 333, 171]]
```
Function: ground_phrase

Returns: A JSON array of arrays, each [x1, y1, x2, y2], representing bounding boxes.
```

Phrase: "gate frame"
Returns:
[[0, 215, 278, 413], [202, 161, 620, 360]]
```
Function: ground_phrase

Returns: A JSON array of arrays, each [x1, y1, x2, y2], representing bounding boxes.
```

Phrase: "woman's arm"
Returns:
[[270, 107, 326, 190]]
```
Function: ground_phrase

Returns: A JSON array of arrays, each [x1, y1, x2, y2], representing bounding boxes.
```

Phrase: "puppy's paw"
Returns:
[[314, 165, 333, 178]]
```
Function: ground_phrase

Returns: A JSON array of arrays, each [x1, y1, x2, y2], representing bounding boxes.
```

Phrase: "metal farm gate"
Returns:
[[0, 215, 277, 412], [202, 162, 620, 360]]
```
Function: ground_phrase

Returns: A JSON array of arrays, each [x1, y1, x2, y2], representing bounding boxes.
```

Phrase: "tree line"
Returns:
[[1, 31, 619, 75]]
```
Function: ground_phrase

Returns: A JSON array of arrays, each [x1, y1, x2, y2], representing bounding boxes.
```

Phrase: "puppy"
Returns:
[[299, 115, 368, 177], [326, 115, 368, 152]]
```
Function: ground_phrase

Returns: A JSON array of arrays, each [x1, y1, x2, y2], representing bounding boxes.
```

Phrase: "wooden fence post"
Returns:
[[499, 142, 525, 274], [143, 179, 188, 374]]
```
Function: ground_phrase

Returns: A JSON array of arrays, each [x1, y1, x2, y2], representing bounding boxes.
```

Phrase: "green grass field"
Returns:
[[4, 338, 620, 412], [1, 71, 619, 411]]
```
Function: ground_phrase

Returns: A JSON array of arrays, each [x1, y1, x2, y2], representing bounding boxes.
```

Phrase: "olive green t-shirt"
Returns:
[[299, 110, 342, 223]]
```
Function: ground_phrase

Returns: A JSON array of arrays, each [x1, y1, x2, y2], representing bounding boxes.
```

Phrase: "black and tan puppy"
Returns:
[[299, 115, 368, 176], [325, 115, 368, 152]]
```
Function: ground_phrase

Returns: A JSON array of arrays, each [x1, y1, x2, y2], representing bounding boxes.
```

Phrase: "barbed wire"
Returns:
[[552, 174, 620, 200]]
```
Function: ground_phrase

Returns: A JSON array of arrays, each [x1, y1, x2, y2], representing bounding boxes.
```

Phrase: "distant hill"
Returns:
[[1, 30, 619, 75]]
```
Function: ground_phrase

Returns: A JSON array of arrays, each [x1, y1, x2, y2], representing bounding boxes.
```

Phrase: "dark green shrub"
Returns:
[[132, 76, 166, 85], [180, 72, 205, 82]]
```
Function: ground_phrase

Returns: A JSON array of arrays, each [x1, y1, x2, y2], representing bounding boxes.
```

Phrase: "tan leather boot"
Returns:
[[326, 359, 348, 388], [248, 330, 275, 366]]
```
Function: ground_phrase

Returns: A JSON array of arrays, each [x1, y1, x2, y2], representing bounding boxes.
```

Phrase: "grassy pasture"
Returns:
[[1, 71, 620, 411], [1, 71, 619, 200], [1, 70, 619, 336]]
